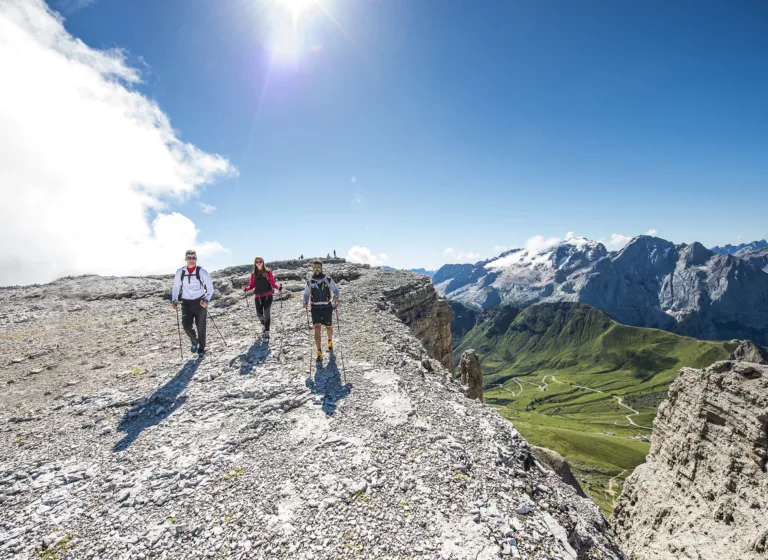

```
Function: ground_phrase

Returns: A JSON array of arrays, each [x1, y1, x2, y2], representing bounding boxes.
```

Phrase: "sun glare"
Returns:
[[274, 0, 316, 23], [266, 0, 320, 63]]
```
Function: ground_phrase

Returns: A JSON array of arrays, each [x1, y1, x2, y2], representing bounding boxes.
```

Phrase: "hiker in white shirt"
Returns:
[[171, 249, 213, 358]]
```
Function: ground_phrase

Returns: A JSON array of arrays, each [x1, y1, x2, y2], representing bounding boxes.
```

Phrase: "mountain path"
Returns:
[[489, 378, 524, 397], [547, 376, 653, 430], [607, 469, 629, 510]]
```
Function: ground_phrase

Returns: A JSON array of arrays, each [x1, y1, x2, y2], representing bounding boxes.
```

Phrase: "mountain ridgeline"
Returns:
[[0, 264, 626, 559], [435, 235, 768, 345], [711, 238, 768, 255]]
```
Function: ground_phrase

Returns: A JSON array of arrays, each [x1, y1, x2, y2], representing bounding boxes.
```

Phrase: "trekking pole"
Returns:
[[334, 306, 347, 385], [175, 305, 183, 361], [305, 306, 313, 377], [274, 290, 283, 360], [207, 310, 229, 348]]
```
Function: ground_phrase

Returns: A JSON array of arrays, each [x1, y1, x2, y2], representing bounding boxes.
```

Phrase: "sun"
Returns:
[[273, 0, 317, 23]]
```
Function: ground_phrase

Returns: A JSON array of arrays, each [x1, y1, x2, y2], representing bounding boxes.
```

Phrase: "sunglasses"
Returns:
[[255, 260, 263, 263], [186, 257, 197, 261], [313, 267, 322, 271]]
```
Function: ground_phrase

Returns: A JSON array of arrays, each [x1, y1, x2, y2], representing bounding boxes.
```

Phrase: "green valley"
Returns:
[[451, 301, 736, 514]]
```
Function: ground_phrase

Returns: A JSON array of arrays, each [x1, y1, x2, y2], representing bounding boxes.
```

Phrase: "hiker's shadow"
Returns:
[[305, 353, 352, 416], [113, 360, 200, 452], [230, 340, 272, 376]]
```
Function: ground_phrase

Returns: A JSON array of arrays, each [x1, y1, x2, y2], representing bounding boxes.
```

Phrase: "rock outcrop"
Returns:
[[530, 447, 586, 498], [459, 349, 483, 402], [0, 264, 623, 559], [613, 360, 768, 560], [434, 235, 768, 344], [729, 340, 768, 364]]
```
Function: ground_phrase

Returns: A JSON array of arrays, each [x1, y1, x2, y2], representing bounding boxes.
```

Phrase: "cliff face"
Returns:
[[377, 272, 455, 373], [613, 360, 768, 560], [0, 264, 623, 559]]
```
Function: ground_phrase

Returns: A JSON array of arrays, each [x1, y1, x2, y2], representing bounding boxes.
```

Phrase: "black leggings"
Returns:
[[255, 295, 273, 331]]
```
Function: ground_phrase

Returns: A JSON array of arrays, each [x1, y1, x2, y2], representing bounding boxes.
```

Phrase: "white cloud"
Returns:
[[524, 235, 562, 254], [604, 233, 633, 250], [0, 0, 235, 286], [595, 231, 660, 251], [350, 176, 356, 183], [199, 203, 217, 214], [346, 246, 388, 266], [443, 248, 481, 263], [564, 231, 575, 239], [54, 0, 97, 13]]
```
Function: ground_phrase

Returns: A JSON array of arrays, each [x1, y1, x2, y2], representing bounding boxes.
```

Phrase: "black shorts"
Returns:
[[311, 305, 334, 326]]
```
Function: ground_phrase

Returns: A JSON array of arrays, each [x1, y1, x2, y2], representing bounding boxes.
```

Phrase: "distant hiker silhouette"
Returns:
[[171, 249, 213, 358], [242, 256, 281, 340], [303, 260, 340, 362]]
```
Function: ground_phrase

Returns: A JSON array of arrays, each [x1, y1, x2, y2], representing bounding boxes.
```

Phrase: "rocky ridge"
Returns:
[[613, 359, 768, 560], [736, 247, 768, 273], [434, 235, 768, 344], [0, 263, 622, 559], [711, 239, 768, 255]]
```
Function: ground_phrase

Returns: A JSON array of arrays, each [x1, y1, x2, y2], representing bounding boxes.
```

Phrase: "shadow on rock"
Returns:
[[230, 340, 272, 375], [113, 359, 201, 452], [305, 353, 352, 416]]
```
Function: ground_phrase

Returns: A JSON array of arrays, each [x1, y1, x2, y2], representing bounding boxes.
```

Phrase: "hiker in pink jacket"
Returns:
[[241, 256, 281, 339]]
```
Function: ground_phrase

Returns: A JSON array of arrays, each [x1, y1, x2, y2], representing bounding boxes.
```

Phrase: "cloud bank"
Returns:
[[0, 0, 235, 285], [346, 246, 388, 266], [443, 248, 481, 263]]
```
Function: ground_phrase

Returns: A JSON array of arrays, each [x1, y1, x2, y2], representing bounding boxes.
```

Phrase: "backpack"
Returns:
[[308, 275, 332, 304], [253, 272, 272, 295], [180, 267, 204, 298]]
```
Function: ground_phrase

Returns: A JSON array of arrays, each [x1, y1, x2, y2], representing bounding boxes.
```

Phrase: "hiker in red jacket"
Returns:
[[241, 256, 281, 339]]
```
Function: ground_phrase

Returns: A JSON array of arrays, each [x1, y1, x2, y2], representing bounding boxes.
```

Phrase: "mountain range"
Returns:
[[711, 238, 768, 255], [434, 236, 768, 344], [381, 266, 436, 278]]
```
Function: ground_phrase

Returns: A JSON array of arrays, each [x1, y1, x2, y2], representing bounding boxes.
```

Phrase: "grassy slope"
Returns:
[[453, 302, 735, 514]]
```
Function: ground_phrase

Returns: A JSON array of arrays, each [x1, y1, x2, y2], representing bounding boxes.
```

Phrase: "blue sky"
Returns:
[[1, 0, 766, 283]]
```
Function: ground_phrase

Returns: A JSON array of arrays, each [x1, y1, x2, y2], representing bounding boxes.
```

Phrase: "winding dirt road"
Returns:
[[545, 375, 653, 430]]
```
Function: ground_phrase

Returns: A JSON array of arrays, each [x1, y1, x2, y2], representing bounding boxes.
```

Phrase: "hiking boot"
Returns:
[[328, 340, 333, 351], [191, 344, 198, 354], [263, 332, 270, 340], [197, 352, 206, 359], [316, 350, 323, 361]]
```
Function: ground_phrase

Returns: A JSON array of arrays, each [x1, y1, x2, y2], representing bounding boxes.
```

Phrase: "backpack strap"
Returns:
[[179, 267, 204, 299]]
